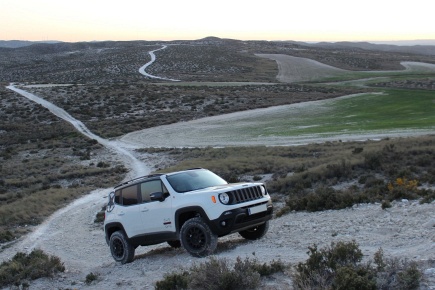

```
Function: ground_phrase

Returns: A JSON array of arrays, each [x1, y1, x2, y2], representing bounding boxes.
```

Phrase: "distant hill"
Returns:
[[0, 40, 61, 48], [370, 40, 435, 46], [297, 41, 435, 56]]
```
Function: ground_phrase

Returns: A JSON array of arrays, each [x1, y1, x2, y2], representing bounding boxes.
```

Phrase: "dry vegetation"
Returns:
[[0, 37, 434, 288], [0, 86, 126, 243], [2, 37, 434, 85], [142, 135, 435, 207], [371, 78, 435, 90], [24, 83, 366, 138], [1, 38, 434, 243]]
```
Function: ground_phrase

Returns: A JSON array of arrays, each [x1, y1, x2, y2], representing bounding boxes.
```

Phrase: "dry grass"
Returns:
[[0, 87, 126, 242], [1, 39, 434, 243]]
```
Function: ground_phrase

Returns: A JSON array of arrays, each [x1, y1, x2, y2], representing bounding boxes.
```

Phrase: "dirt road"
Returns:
[[2, 55, 435, 289]]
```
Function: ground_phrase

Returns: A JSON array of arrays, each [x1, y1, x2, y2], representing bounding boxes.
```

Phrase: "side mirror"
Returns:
[[150, 191, 166, 202], [107, 191, 115, 212]]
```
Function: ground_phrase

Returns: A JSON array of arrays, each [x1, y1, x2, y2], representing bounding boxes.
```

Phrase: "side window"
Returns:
[[114, 190, 121, 204], [121, 185, 138, 206], [140, 180, 164, 203]]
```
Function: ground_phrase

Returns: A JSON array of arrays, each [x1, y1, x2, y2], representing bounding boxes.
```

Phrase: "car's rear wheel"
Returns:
[[109, 230, 135, 264], [180, 217, 217, 257], [239, 221, 269, 240]]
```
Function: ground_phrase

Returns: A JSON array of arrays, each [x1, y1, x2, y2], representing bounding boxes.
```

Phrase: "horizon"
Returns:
[[2, 38, 435, 45], [1, 0, 434, 43]]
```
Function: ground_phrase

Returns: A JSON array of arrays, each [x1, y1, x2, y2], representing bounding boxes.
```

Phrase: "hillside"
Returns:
[[2, 37, 435, 84], [1, 37, 435, 289]]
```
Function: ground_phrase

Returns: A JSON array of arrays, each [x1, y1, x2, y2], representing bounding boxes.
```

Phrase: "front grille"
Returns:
[[227, 185, 264, 204]]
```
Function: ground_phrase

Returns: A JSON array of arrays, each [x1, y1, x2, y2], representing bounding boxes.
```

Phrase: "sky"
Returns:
[[1, 0, 434, 43]]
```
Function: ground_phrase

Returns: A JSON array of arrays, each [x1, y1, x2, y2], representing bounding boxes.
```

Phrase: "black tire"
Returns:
[[180, 217, 218, 257], [239, 221, 269, 240], [167, 240, 181, 248], [109, 230, 135, 264]]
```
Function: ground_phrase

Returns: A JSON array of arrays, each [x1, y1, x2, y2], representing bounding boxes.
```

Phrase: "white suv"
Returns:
[[104, 168, 273, 264]]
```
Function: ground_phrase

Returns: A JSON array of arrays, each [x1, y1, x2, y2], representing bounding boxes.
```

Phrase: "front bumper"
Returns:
[[209, 200, 273, 236]]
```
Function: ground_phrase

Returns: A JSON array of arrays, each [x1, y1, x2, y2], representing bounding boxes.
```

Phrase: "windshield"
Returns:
[[166, 169, 228, 193]]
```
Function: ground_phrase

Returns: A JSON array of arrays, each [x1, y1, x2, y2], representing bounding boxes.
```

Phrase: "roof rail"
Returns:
[[114, 173, 163, 189]]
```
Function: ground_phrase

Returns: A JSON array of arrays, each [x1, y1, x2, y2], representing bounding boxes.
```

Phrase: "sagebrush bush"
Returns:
[[189, 257, 260, 290], [292, 242, 422, 290], [85, 272, 98, 285], [0, 249, 65, 288], [155, 256, 287, 290], [155, 271, 189, 290]]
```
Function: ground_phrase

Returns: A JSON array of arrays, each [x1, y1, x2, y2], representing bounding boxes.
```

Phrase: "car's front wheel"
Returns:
[[239, 221, 269, 240], [109, 230, 135, 264], [180, 217, 217, 257]]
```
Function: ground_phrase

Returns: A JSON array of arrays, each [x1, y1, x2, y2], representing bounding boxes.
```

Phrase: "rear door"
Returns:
[[114, 184, 144, 238]]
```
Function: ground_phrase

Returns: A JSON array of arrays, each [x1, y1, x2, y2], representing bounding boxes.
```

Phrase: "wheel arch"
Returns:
[[104, 222, 127, 243], [175, 206, 212, 233]]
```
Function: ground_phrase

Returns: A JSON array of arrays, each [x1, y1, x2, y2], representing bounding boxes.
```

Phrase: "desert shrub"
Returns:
[[374, 248, 421, 290], [0, 229, 14, 243], [385, 177, 423, 202], [189, 256, 260, 290], [381, 200, 392, 209], [94, 205, 106, 223], [285, 187, 361, 212], [419, 188, 435, 204], [333, 265, 376, 290], [363, 151, 383, 170], [250, 259, 287, 276], [85, 272, 99, 285], [97, 161, 110, 168], [362, 176, 385, 189], [253, 175, 262, 181], [397, 262, 421, 290], [0, 249, 65, 288], [155, 257, 287, 290], [155, 271, 190, 290], [293, 241, 368, 289], [325, 159, 353, 180], [293, 242, 422, 290]]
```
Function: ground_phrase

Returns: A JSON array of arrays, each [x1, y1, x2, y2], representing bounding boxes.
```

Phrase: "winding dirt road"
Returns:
[[2, 53, 435, 289]]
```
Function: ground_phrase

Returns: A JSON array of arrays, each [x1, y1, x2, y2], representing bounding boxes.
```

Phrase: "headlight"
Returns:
[[219, 193, 230, 204], [260, 186, 267, 195]]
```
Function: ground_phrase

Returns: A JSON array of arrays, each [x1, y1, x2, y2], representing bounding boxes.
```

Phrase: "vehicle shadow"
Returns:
[[133, 236, 251, 262]]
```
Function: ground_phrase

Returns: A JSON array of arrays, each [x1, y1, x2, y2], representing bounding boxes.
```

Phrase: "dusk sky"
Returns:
[[1, 0, 434, 42]]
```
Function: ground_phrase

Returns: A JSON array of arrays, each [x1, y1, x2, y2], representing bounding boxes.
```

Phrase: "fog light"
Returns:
[[221, 221, 226, 227]]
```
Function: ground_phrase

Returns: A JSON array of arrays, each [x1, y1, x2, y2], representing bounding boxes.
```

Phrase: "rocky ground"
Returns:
[[1, 43, 435, 289], [6, 189, 435, 289], [1, 140, 434, 289]]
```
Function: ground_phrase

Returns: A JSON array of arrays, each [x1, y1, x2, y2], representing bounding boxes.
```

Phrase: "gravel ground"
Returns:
[[3, 193, 434, 289], [2, 55, 435, 289]]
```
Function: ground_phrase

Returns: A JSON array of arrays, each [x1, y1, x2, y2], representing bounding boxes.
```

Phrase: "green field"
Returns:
[[259, 88, 435, 137]]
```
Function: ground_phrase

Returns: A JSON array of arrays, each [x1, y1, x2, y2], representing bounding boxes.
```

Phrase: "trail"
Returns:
[[1, 85, 151, 271], [138, 45, 180, 81], [0, 43, 180, 271], [2, 53, 435, 288]]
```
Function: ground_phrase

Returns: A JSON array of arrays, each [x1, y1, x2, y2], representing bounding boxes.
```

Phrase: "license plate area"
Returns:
[[248, 203, 267, 215]]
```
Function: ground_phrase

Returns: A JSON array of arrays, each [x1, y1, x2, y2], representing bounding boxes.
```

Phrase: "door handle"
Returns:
[[141, 207, 149, 212]]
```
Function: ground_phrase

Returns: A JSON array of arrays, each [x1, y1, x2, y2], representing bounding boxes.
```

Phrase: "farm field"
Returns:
[[121, 84, 435, 147]]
